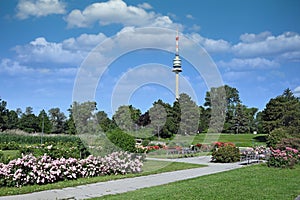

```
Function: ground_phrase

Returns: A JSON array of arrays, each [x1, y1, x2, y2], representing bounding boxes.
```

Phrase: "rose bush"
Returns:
[[0, 152, 143, 187], [268, 147, 300, 168]]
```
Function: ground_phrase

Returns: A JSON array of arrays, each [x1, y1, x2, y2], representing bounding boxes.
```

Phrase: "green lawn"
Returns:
[[95, 164, 300, 200], [161, 134, 267, 147], [193, 133, 267, 147], [0, 160, 205, 197]]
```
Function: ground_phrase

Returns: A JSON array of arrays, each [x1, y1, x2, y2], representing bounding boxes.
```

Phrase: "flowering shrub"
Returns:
[[0, 152, 143, 187], [268, 147, 300, 168], [240, 146, 271, 160], [213, 142, 235, 148]]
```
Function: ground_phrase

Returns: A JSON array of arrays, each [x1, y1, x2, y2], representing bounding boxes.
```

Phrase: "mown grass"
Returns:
[[161, 134, 267, 148], [0, 160, 205, 197], [96, 164, 300, 200]]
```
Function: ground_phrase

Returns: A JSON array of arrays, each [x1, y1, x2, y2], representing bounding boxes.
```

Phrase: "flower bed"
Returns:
[[0, 152, 143, 187]]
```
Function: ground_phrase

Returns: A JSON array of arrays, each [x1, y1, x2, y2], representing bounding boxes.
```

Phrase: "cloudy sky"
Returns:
[[1, 0, 300, 116]]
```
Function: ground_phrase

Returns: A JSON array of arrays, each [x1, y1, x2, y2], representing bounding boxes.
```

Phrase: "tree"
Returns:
[[178, 93, 199, 135], [71, 101, 97, 134], [48, 108, 66, 134], [0, 99, 8, 131], [6, 110, 19, 130], [38, 110, 52, 134], [96, 110, 114, 132], [113, 105, 138, 132], [230, 103, 248, 134], [204, 86, 227, 132], [19, 112, 40, 133], [25, 107, 33, 115], [262, 88, 300, 135], [149, 103, 167, 138], [137, 111, 150, 127], [198, 106, 210, 133]]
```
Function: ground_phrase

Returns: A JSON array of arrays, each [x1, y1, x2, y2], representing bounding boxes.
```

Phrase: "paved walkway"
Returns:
[[0, 156, 245, 200]]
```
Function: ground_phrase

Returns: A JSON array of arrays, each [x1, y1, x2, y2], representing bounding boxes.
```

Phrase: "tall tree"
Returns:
[[198, 106, 210, 133], [96, 110, 114, 132], [230, 103, 248, 134], [19, 112, 40, 133], [38, 110, 52, 134], [204, 86, 228, 132], [71, 101, 97, 134], [48, 108, 66, 134], [149, 103, 167, 138], [262, 88, 300, 135], [178, 93, 199, 135], [113, 105, 138, 132], [0, 99, 8, 131], [6, 110, 19, 130]]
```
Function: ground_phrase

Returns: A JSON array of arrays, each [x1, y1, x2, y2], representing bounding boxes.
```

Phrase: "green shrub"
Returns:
[[266, 128, 289, 148], [141, 139, 150, 147], [19, 141, 89, 159], [106, 129, 136, 152], [212, 145, 240, 163]]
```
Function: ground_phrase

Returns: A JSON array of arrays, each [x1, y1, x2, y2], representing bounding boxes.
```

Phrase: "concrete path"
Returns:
[[0, 156, 244, 200]]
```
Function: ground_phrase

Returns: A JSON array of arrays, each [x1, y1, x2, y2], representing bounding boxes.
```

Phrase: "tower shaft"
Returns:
[[175, 72, 179, 99]]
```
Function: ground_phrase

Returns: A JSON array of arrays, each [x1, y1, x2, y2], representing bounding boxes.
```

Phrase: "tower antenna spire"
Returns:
[[176, 28, 179, 56]]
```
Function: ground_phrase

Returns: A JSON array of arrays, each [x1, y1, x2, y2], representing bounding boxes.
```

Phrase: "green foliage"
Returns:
[[262, 88, 300, 134], [212, 145, 240, 163], [19, 113, 40, 133], [0, 150, 21, 164], [149, 103, 167, 138], [106, 129, 136, 152], [178, 93, 199, 135], [113, 105, 138, 132], [266, 128, 289, 148], [38, 110, 52, 134], [0, 99, 9, 131], [0, 133, 90, 158], [19, 141, 89, 159], [48, 107, 67, 134]]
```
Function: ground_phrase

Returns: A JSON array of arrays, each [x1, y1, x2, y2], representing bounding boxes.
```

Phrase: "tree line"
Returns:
[[0, 85, 299, 137]]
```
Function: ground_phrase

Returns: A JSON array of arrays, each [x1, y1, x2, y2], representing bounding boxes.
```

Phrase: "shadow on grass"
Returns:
[[253, 135, 267, 142]]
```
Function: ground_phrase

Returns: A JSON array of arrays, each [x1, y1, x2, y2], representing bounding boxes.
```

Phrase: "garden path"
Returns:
[[0, 156, 244, 200]]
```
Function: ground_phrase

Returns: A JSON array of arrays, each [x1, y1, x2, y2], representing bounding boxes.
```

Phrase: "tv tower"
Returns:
[[172, 29, 182, 100]]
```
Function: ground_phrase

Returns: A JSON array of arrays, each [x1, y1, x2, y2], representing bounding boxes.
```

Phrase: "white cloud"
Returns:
[[188, 33, 231, 53], [137, 2, 152, 10], [188, 24, 201, 32], [62, 33, 107, 51], [65, 0, 176, 28], [16, 0, 66, 19], [14, 37, 88, 65], [0, 58, 77, 77], [239, 31, 272, 43], [0, 58, 35, 75], [294, 86, 300, 97], [186, 14, 194, 19], [218, 58, 279, 70], [233, 32, 300, 59], [13, 32, 108, 66]]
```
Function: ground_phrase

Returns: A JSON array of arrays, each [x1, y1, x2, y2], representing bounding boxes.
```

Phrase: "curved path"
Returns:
[[0, 156, 245, 200]]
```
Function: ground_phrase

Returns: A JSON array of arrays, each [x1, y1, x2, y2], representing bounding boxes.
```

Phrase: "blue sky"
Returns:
[[1, 0, 300, 117]]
